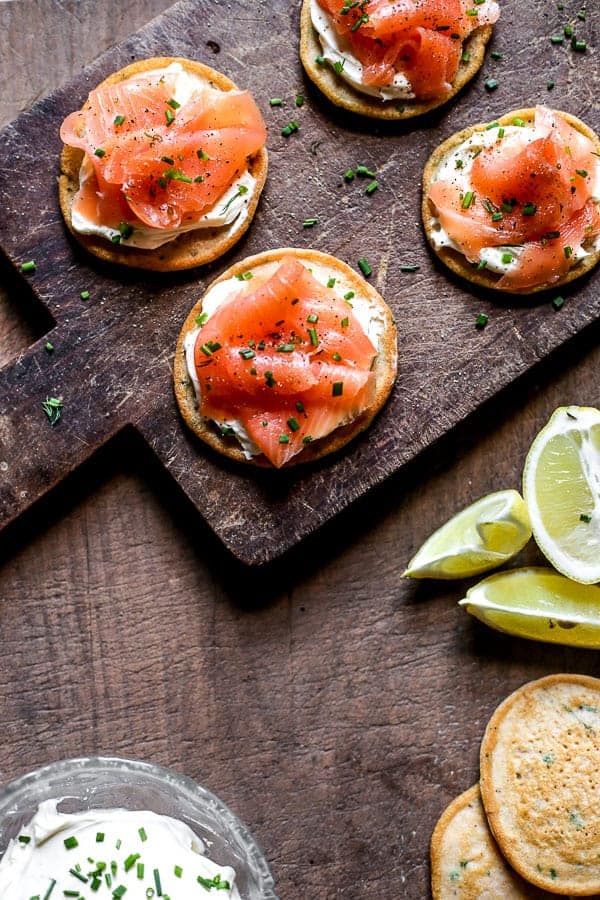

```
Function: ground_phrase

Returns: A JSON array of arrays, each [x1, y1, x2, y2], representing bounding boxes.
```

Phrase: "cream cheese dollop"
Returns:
[[428, 123, 600, 274], [310, 0, 414, 100], [0, 800, 240, 898], [71, 62, 256, 250], [183, 260, 388, 459]]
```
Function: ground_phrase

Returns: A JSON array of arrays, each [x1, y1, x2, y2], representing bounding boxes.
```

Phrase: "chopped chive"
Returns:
[[484, 78, 498, 91], [461, 191, 475, 209], [327, 276, 336, 288], [550, 35, 564, 43], [295, 94, 305, 107], [341, 317, 349, 328], [269, 98, 283, 106], [344, 290, 355, 300], [167, 97, 181, 109], [196, 148, 210, 160], [277, 344, 295, 353], [497, 127, 505, 139], [490, 50, 503, 59], [112, 887, 127, 899], [547, 79, 555, 90], [315, 55, 325, 65], [344, 168, 355, 181], [165, 108, 175, 125], [564, 246, 573, 259], [287, 417, 300, 432], [281, 120, 299, 137], [265, 371, 276, 387], [44, 342, 54, 352], [43, 879, 57, 899], [161, 155, 174, 165], [153, 868, 163, 896], [399, 264, 420, 272], [307, 313, 319, 323], [358, 256, 372, 276], [576, 169, 588, 178], [96, 832, 105, 843], [522, 202, 537, 216], [20, 260, 36, 273], [552, 295, 565, 310], [64, 836, 79, 850], [332, 351, 342, 361], [303, 217, 318, 227], [572, 35, 587, 50], [236, 270, 253, 281], [580, 513, 592, 523], [69, 869, 88, 883], [564, 24, 573, 37], [475, 312, 489, 329], [461, 50, 471, 62], [195, 312, 208, 326], [501, 252, 514, 264], [477, 259, 488, 270], [512, 117, 525, 126], [124, 853, 140, 871], [308, 326, 318, 345], [356, 164, 376, 178], [18, 834, 31, 843], [492, 212, 503, 222], [94, 148, 106, 157], [332, 381, 344, 396], [577, 9, 586, 20], [113, 114, 126, 126], [455, 158, 464, 169], [466, 7, 478, 14], [365, 180, 378, 195], [486, 121, 500, 130], [42, 397, 63, 426], [239, 348, 256, 359], [279, 434, 290, 444]]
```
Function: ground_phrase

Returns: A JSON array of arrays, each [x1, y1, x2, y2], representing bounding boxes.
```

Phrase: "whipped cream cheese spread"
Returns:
[[428, 123, 600, 274], [71, 63, 255, 250], [184, 260, 388, 458], [310, 0, 414, 100], [0, 800, 240, 898]]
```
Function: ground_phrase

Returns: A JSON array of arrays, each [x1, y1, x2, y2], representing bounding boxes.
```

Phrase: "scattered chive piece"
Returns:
[[124, 853, 140, 871], [497, 127, 505, 138], [96, 832, 105, 843], [277, 343, 295, 353], [332, 381, 344, 397], [466, 7, 479, 15], [365, 180, 378, 195], [455, 159, 464, 169], [137, 862, 145, 879], [461, 51, 471, 63], [239, 348, 256, 359], [315, 55, 325, 65], [161, 155, 175, 165], [113, 114, 126, 126], [327, 276, 336, 287], [21, 260, 36, 273], [396, 103, 405, 113], [64, 836, 79, 850], [94, 148, 106, 157], [501, 252, 514, 264], [462, 191, 475, 209], [281, 120, 299, 137], [119, 221, 134, 239], [307, 313, 319, 323], [577, 9, 586, 20], [552, 295, 565, 310], [399, 264, 420, 272], [484, 78, 498, 91], [475, 312, 489, 329], [296, 401, 305, 413], [572, 38, 587, 51], [80, 289, 90, 300], [512, 117, 525, 126], [576, 169, 588, 178], [295, 94, 305, 106], [69, 868, 87, 883], [236, 270, 253, 281], [287, 417, 300, 432], [174, 864, 183, 877], [522, 202, 537, 216], [196, 148, 210, 160], [580, 513, 592, 523], [492, 212, 503, 222], [486, 121, 499, 130], [341, 317, 349, 327], [42, 397, 63, 426], [269, 98, 283, 106], [167, 97, 181, 109], [279, 434, 290, 444], [564, 246, 573, 259], [477, 259, 488, 270], [490, 50, 503, 59], [332, 351, 342, 361], [564, 24, 573, 37], [344, 290, 355, 300], [356, 164, 376, 178], [358, 256, 372, 276], [344, 168, 355, 180], [547, 79, 555, 90], [165, 108, 175, 125], [303, 435, 313, 444], [265, 371, 276, 387], [18, 834, 31, 843], [308, 326, 318, 346], [153, 868, 163, 895], [303, 217, 318, 227], [43, 879, 57, 899], [113, 887, 127, 899], [550, 35, 564, 43], [195, 312, 208, 326]]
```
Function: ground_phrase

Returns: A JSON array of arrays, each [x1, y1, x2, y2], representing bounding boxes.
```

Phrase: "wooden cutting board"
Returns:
[[0, 0, 597, 565]]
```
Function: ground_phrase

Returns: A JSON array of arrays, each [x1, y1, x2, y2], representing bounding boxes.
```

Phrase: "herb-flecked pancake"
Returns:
[[480, 674, 600, 896]]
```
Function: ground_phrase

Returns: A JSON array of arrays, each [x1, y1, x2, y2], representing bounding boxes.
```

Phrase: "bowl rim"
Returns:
[[0, 755, 277, 899]]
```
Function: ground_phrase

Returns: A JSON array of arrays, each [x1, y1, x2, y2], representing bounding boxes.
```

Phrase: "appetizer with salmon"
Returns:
[[422, 107, 600, 293], [59, 57, 268, 270], [174, 249, 397, 467], [300, 0, 500, 120]]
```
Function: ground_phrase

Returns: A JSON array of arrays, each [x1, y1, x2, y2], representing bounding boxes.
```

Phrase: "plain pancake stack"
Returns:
[[431, 674, 600, 898]]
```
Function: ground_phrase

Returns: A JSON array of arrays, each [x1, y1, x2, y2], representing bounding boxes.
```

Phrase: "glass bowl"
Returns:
[[0, 756, 277, 899]]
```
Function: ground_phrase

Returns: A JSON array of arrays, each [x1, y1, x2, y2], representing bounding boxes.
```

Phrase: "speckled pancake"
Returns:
[[421, 108, 600, 294], [59, 57, 268, 271], [173, 247, 397, 467], [431, 784, 556, 899], [299, 0, 494, 121], [480, 674, 600, 896]]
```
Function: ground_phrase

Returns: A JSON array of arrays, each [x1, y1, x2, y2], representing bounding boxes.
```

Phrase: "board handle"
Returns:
[[0, 328, 134, 530]]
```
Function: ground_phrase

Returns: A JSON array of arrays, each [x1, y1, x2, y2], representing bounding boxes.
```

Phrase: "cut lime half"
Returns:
[[403, 489, 532, 579], [523, 406, 600, 584], [460, 567, 600, 648]]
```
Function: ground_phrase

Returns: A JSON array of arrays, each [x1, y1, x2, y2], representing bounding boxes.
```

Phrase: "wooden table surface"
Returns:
[[0, 3, 599, 898]]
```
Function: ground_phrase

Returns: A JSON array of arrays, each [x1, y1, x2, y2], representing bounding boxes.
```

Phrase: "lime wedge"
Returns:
[[403, 489, 532, 579], [523, 406, 600, 584], [460, 567, 600, 647]]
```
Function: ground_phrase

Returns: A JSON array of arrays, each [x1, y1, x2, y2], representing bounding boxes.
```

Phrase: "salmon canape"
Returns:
[[422, 107, 600, 293], [174, 249, 397, 468], [300, 0, 500, 119], [59, 57, 268, 270]]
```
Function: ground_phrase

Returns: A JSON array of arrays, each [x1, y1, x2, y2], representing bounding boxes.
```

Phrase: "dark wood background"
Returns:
[[0, 2, 599, 898]]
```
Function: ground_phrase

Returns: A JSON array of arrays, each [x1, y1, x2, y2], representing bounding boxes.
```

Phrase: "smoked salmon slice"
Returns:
[[427, 108, 600, 290], [191, 257, 378, 468], [60, 66, 267, 232], [316, 0, 499, 99]]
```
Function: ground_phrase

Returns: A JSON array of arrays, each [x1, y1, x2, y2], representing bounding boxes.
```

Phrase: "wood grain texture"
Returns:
[[0, 0, 598, 563], [0, 3, 599, 900]]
